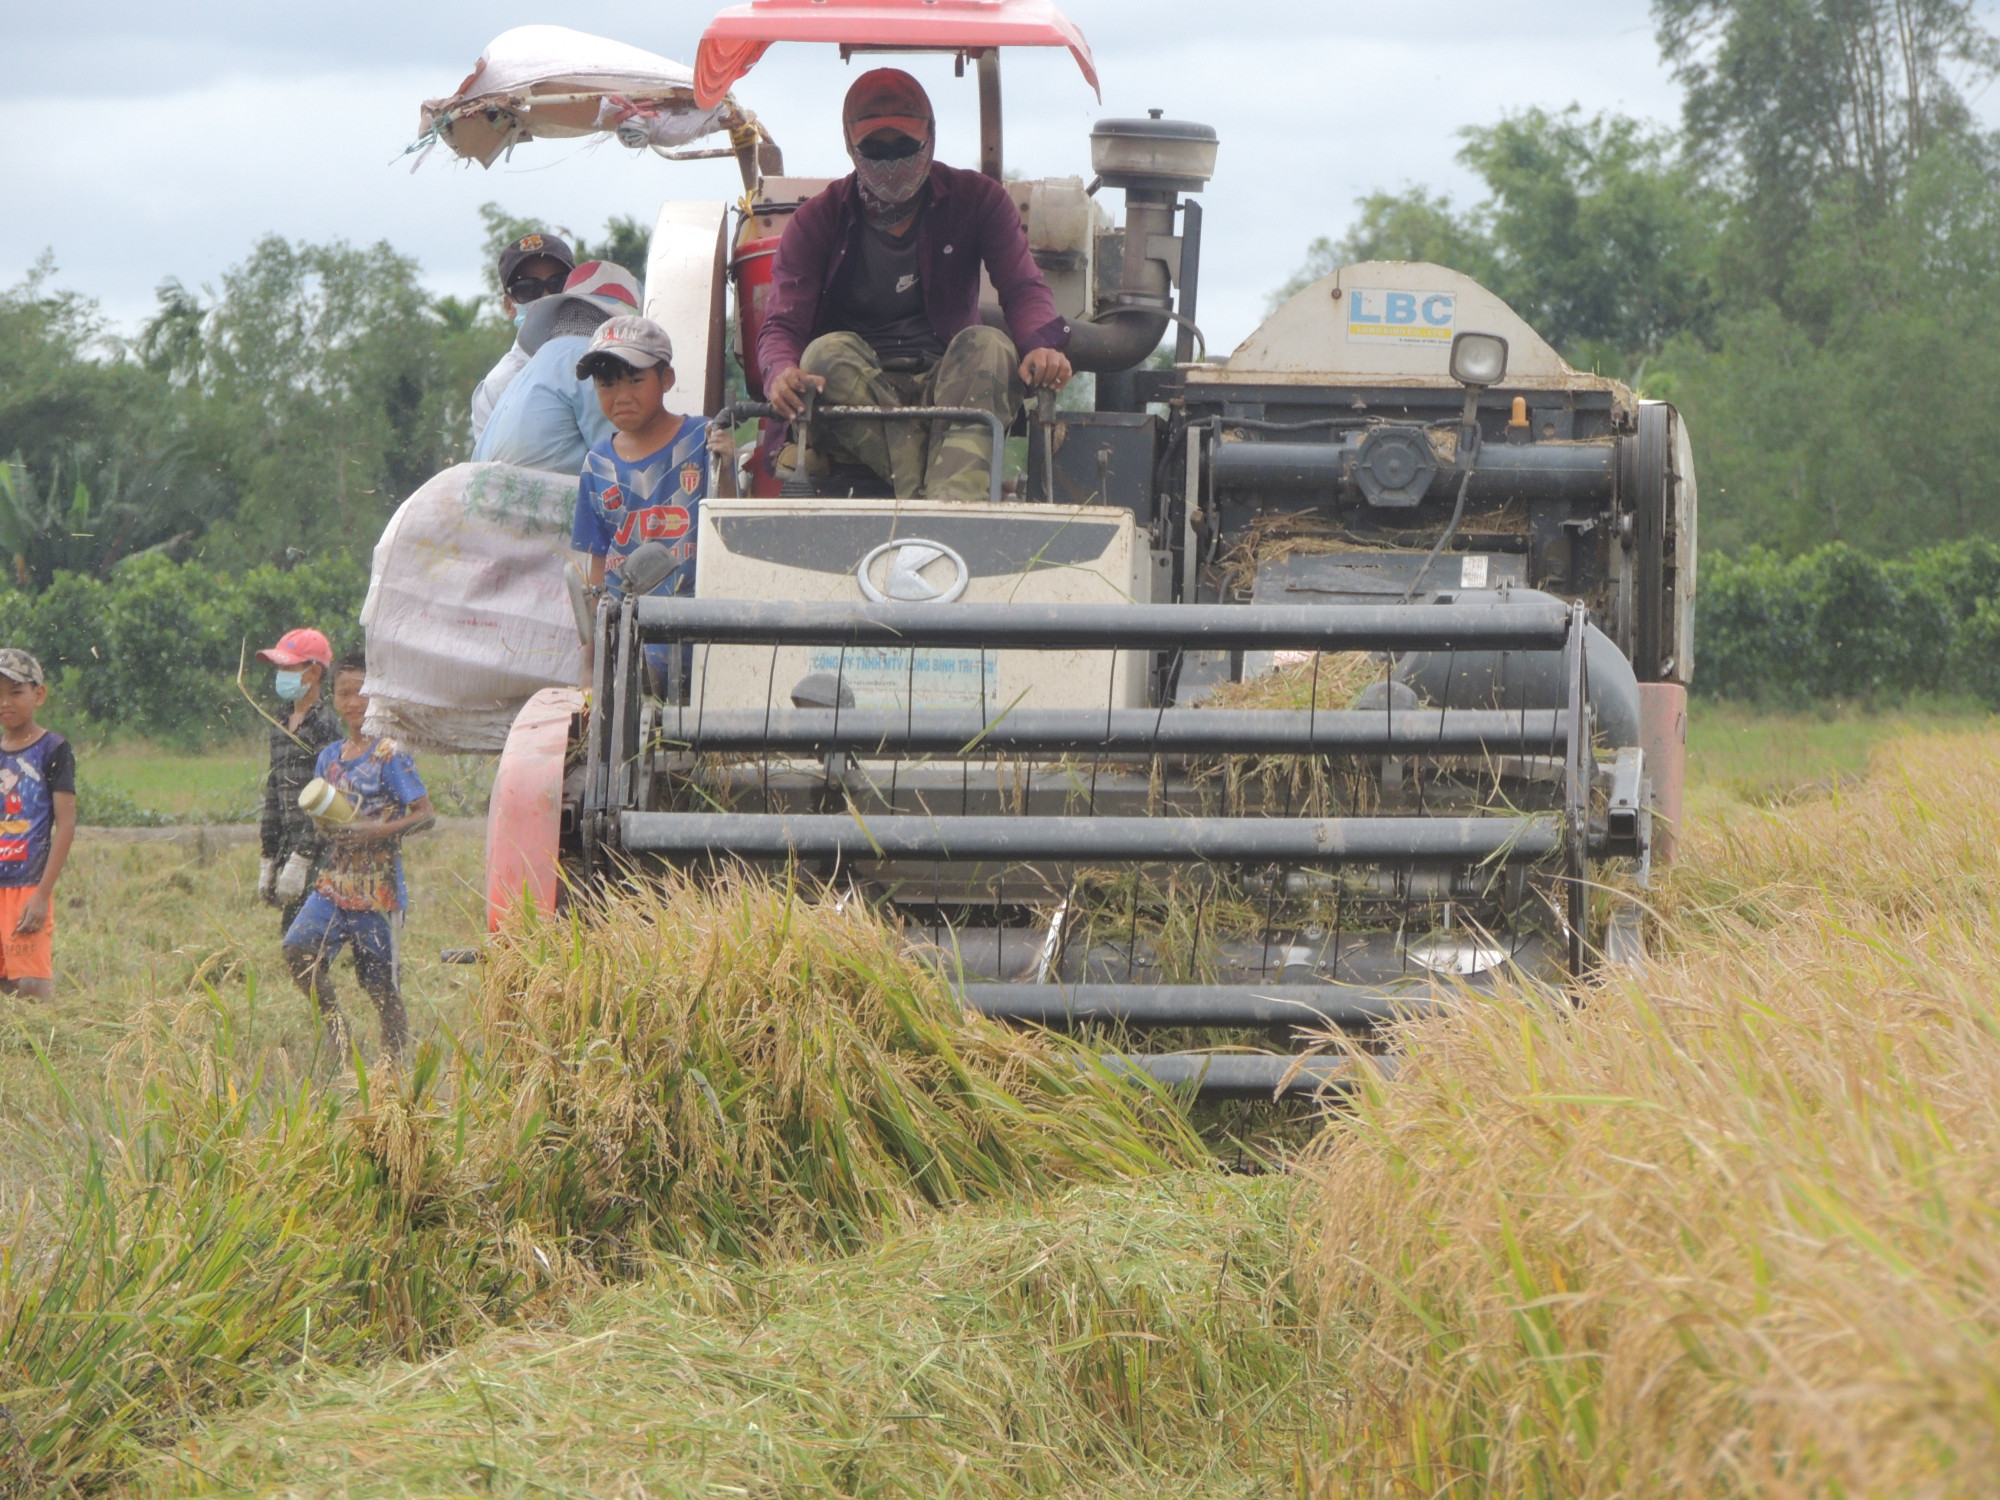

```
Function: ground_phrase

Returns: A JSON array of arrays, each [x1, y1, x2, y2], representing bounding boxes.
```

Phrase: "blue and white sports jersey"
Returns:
[[571, 416, 713, 598]]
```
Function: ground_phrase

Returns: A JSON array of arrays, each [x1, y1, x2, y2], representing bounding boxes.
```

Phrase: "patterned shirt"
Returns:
[[261, 700, 343, 866], [0, 731, 74, 889], [312, 736, 427, 913], [571, 417, 712, 599]]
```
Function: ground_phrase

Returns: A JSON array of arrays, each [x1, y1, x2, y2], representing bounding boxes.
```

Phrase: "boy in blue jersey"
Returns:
[[283, 651, 434, 1059], [570, 315, 733, 692]]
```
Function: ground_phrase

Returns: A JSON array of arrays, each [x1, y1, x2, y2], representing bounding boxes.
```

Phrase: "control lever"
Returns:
[[1034, 386, 1058, 503], [782, 388, 818, 497]]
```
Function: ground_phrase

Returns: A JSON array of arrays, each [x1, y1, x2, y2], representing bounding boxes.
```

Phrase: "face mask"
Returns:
[[513, 307, 530, 331], [849, 135, 934, 228], [274, 669, 309, 702]]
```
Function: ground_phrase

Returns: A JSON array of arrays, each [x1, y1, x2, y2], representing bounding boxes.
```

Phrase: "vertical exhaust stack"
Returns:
[[1065, 112, 1216, 373]]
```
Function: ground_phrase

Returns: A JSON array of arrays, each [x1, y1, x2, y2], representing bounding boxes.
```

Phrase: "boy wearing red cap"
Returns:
[[256, 628, 343, 931]]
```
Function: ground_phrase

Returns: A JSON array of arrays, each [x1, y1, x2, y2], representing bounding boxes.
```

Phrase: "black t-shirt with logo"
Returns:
[[831, 217, 944, 368]]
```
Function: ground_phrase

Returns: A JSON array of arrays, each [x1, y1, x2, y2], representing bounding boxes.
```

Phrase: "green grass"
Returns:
[[68, 735, 496, 823], [1686, 695, 1992, 815], [74, 739, 266, 822], [0, 822, 489, 1227]]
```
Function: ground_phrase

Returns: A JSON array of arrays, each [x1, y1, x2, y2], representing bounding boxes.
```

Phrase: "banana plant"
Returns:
[[0, 444, 206, 588], [0, 456, 93, 588]]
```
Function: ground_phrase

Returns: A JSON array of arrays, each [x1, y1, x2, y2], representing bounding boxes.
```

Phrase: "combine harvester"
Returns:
[[443, 0, 1696, 1097]]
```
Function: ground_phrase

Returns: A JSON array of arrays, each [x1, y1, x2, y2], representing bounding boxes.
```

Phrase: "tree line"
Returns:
[[3, 0, 1998, 737], [1277, 0, 2000, 559], [0, 210, 650, 586]]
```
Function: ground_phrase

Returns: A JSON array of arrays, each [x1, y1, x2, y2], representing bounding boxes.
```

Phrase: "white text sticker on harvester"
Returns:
[[805, 647, 999, 712], [1460, 555, 1490, 589], [1346, 289, 1456, 346]]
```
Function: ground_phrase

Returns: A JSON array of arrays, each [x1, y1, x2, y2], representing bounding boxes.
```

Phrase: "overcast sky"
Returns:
[[7, 2, 1690, 353]]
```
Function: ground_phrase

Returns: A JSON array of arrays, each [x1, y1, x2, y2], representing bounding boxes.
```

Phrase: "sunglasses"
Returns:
[[855, 130, 926, 161], [506, 271, 569, 303]]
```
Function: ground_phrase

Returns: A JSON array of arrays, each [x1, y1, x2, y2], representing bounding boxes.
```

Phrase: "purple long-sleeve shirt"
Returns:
[[757, 162, 1072, 377]]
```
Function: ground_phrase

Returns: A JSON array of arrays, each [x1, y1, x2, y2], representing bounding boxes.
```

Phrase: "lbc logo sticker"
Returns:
[[1346, 288, 1455, 346]]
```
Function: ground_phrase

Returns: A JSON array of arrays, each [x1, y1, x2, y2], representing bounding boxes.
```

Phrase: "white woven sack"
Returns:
[[360, 461, 582, 753]]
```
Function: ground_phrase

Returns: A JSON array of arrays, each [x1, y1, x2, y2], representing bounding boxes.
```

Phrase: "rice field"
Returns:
[[2, 705, 1998, 1495]]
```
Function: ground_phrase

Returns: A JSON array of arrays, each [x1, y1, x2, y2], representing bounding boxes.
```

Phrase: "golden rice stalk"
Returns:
[[474, 867, 1202, 1259], [1296, 728, 2000, 1498]]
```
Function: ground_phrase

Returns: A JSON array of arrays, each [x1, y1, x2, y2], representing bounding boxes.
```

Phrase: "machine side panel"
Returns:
[[486, 686, 583, 932], [645, 200, 731, 416]]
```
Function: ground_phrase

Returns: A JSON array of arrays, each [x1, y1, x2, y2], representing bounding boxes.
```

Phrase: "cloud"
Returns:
[[4, 1, 1683, 350]]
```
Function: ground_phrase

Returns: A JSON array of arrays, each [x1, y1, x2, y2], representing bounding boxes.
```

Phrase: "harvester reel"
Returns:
[[548, 587, 1638, 1101]]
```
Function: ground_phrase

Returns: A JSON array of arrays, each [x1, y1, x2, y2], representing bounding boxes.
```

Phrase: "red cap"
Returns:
[[844, 68, 932, 145], [257, 628, 332, 669]]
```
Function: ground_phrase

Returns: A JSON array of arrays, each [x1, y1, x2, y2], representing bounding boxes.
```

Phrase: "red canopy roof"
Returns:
[[694, 0, 1099, 108]]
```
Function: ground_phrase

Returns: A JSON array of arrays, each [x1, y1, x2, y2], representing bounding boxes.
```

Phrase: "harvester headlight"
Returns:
[[1449, 332, 1509, 388]]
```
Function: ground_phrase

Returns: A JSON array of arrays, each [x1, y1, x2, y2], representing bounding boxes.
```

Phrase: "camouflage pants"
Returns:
[[800, 327, 1023, 502]]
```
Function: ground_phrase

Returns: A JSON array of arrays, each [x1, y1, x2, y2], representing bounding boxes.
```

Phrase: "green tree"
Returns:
[[1654, 0, 2000, 314], [1652, 140, 2000, 555], [1271, 110, 1718, 380], [183, 236, 506, 564], [0, 261, 232, 584], [1460, 109, 1719, 376], [575, 214, 652, 281]]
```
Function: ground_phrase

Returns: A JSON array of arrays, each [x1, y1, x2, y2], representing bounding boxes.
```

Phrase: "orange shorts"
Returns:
[[0, 887, 54, 981]]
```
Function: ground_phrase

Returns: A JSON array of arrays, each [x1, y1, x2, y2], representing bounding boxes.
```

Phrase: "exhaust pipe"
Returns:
[[983, 116, 1216, 376], [1066, 189, 1175, 373], [979, 189, 1173, 373]]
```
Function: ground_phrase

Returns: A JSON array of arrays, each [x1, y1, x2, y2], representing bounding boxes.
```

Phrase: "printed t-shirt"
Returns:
[[571, 417, 712, 599], [469, 335, 615, 475], [0, 731, 75, 889], [312, 736, 427, 913]]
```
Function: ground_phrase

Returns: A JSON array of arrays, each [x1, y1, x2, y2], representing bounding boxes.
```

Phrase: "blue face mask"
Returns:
[[513, 307, 529, 330], [274, 669, 309, 702]]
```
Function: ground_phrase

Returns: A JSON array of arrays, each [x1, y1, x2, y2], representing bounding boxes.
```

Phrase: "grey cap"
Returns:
[[0, 649, 45, 687], [576, 314, 675, 377]]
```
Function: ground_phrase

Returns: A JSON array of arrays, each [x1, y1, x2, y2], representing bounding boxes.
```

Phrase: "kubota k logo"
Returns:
[[856, 539, 970, 604]]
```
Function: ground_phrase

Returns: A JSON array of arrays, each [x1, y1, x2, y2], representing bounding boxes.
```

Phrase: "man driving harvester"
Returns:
[[758, 68, 1073, 501]]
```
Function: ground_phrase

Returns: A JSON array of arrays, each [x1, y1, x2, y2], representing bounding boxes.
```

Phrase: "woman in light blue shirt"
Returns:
[[470, 261, 642, 475]]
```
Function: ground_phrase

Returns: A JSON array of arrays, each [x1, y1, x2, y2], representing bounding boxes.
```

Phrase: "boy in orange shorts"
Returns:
[[0, 650, 75, 1000]]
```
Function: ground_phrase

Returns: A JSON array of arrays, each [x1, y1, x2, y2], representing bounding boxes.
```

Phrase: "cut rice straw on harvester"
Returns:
[[1218, 504, 1528, 597], [1297, 730, 2000, 1498]]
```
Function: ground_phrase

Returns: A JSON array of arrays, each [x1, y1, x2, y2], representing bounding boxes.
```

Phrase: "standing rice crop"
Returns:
[[1297, 730, 2000, 1496]]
